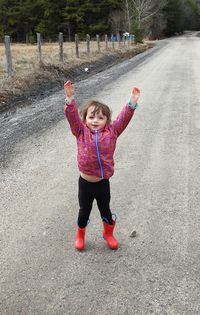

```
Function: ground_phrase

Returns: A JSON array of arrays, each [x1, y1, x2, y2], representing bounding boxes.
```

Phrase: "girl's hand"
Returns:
[[130, 87, 140, 105], [64, 81, 74, 98]]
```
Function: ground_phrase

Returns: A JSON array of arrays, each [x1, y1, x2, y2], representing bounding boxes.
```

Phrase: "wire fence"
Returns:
[[0, 32, 135, 78]]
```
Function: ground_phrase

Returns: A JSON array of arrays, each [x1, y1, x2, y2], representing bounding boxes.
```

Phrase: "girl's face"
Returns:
[[86, 106, 108, 131]]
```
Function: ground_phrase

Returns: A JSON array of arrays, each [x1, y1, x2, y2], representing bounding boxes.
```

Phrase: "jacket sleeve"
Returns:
[[64, 99, 83, 137], [111, 104, 135, 137]]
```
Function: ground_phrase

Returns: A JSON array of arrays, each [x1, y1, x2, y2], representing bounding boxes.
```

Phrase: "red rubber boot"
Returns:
[[74, 227, 86, 251], [103, 220, 118, 250]]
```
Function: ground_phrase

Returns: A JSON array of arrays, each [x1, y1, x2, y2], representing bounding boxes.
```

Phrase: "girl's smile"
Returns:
[[86, 106, 107, 130]]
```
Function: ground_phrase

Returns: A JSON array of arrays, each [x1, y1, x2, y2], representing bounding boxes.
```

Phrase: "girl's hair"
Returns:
[[80, 100, 112, 123]]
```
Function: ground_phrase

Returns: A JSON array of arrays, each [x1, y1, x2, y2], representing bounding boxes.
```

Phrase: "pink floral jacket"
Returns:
[[65, 99, 136, 179]]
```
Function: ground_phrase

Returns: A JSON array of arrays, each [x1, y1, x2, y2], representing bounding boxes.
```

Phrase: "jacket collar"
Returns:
[[84, 123, 107, 133]]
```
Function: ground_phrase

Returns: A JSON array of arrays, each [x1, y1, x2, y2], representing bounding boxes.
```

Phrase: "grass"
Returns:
[[0, 40, 154, 111], [0, 40, 132, 80]]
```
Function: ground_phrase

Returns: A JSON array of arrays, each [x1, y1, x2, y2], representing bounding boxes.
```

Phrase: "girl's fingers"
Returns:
[[132, 87, 140, 95], [64, 81, 73, 88], [64, 80, 74, 98]]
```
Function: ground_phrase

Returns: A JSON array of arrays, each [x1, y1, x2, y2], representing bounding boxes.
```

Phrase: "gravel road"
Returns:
[[1, 31, 200, 315]]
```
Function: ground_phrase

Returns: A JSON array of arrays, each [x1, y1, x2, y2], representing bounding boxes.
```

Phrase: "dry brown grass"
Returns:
[[0, 40, 132, 82], [0, 40, 154, 111]]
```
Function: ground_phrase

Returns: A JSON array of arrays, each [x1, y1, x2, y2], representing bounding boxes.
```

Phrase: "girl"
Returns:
[[64, 81, 140, 251]]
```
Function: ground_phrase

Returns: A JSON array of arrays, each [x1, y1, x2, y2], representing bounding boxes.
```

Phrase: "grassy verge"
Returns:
[[0, 41, 155, 113]]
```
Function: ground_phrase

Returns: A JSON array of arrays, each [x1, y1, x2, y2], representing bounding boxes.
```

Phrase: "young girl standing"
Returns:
[[64, 81, 140, 251]]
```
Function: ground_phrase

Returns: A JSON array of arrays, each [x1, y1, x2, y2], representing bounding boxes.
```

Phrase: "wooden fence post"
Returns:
[[105, 34, 108, 50], [4, 36, 13, 77], [37, 33, 42, 62], [111, 34, 115, 49], [96, 34, 100, 52], [131, 34, 135, 45], [123, 35, 125, 47], [117, 33, 121, 48], [59, 32, 64, 62], [75, 34, 79, 58], [126, 35, 129, 47], [86, 34, 90, 56]]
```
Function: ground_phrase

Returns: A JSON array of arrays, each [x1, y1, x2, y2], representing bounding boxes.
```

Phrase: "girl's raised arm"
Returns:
[[112, 87, 141, 136], [64, 81, 83, 137], [129, 87, 140, 106], [64, 80, 74, 102]]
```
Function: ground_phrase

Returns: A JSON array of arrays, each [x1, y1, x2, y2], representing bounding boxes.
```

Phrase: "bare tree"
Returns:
[[125, 0, 131, 32], [124, 0, 167, 41], [131, 0, 166, 24], [150, 11, 167, 39], [109, 10, 125, 34]]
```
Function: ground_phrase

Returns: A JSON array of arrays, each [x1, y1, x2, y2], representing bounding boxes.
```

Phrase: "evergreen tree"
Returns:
[[0, 0, 44, 41], [163, 0, 185, 36], [185, 0, 200, 29], [1, 0, 199, 42], [35, 0, 66, 40], [0, 0, 16, 38], [63, 0, 123, 40]]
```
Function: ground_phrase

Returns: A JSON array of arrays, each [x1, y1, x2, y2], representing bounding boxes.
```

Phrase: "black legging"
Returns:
[[78, 176, 113, 228]]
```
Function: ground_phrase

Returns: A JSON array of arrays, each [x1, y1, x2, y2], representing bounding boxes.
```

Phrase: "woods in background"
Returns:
[[0, 0, 200, 43]]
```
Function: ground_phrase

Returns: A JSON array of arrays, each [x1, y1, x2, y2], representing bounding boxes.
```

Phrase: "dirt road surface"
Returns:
[[1, 31, 200, 314]]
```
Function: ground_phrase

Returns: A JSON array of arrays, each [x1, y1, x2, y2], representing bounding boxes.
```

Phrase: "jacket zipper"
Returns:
[[94, 130, 104, 178]]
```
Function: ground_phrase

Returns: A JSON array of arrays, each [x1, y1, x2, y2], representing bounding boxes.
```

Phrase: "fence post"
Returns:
[[4, 36, 13, 77], [105, 34, 108, 50], [128, 35, 130, 48], [111, 34, 115, 49], [131, 35, 135, 45], [75, 34, 79, 58], [59, 32, 64, 62], [86, 34, 90, 56], [37, 33, 42, 62], [117, 33, 120, 48], [123, 35, 125, 47], [96, 34, 100, 52], [124, 35, 128, 46]]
